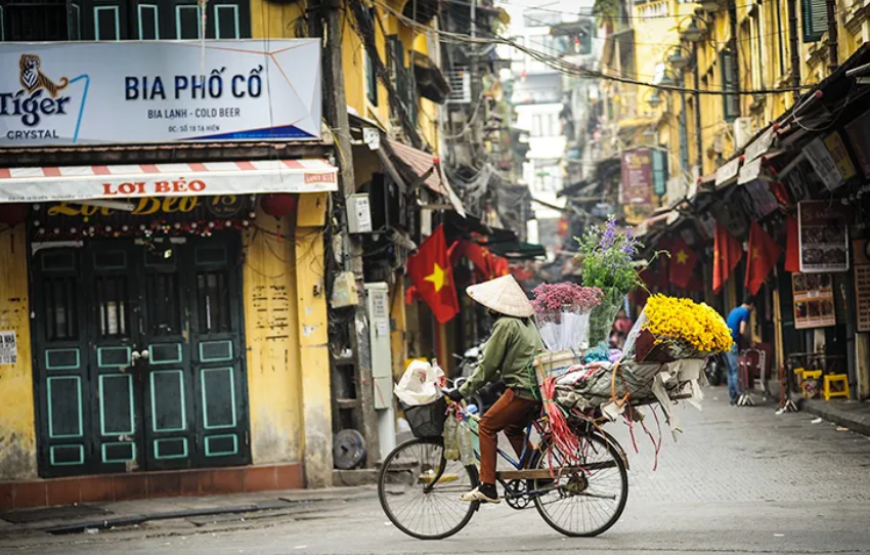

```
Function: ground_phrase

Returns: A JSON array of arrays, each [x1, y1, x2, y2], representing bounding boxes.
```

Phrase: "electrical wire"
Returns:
[[372, 0, 815, 95]]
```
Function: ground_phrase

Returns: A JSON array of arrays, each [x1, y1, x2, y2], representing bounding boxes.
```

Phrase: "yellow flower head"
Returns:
[[643, 294, 733, 353]]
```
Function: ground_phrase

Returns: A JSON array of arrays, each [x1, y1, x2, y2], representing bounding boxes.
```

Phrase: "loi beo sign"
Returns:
[[46, 195, 246, 218], [0, 40, 321, 147]]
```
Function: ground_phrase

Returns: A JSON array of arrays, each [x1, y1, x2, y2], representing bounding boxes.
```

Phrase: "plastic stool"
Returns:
[[823, 374, 850, 401]]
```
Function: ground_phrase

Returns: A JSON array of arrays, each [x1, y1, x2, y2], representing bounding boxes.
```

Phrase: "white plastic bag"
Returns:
[[394, 360, 445, 406]]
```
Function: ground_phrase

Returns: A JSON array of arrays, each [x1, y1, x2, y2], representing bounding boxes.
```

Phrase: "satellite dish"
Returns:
[[333, 429, 367, 470]]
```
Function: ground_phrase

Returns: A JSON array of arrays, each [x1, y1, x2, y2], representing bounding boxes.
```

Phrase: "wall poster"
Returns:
[[798, 201, 851, 273], [792, 273, 836, 330]]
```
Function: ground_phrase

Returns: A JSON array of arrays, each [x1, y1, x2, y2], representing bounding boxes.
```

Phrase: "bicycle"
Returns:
[[378, 395, 629, 540]]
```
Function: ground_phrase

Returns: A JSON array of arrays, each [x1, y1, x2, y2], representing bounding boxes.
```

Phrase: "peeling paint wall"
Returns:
[[242, 194, 333, 487], [0, 229, 38, 480], [243, 210, 304, 465], [295, 194, 333, 488]]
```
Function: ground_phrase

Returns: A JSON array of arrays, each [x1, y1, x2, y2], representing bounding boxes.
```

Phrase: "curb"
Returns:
[[802, 399, 870, 437]]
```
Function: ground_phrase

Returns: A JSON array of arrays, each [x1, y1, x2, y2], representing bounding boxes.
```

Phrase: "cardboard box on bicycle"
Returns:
[[534, 349, 584, 385]]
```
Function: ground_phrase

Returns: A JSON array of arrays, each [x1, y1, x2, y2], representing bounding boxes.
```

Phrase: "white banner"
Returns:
[[0, 40, 321, 147], [0, 160, 337, 203]]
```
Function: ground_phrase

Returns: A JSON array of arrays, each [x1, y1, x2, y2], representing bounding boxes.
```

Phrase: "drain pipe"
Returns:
[[788, 0, 803, 102], [827, 0, 839, 71]]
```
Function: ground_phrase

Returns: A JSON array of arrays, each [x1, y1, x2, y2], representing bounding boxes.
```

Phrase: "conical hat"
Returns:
[[466, 275, 534, 318]]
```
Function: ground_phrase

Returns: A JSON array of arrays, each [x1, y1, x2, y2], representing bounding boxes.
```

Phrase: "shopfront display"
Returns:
[[791, 273, 836, 330]]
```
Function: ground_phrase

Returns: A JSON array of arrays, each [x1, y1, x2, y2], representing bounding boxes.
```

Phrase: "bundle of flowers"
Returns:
[[577, 216, 644, 345], [531, 283, 602, 351], [549, 295, 732, 437], [636, 295, 733, 361]]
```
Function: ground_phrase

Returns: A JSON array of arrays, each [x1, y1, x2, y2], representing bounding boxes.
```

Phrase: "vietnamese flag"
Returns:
[[713, 223, 744, 293], [668, 237, 698, 289], [745, 221, 782, 295], [407, 225, 460, 323], [492, 256, 510, 277], [785, 216, 801, 273], [463, 241, 494, 279]]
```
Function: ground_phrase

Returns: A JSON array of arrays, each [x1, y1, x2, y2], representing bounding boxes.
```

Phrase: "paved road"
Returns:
[[5, 388, 870, 554]]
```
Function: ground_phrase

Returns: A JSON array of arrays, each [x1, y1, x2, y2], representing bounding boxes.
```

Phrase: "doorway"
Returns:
[[31, 234, 250, 477]]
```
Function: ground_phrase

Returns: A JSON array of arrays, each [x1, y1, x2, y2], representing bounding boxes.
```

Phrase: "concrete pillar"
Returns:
[[296, 193, 334, 488]]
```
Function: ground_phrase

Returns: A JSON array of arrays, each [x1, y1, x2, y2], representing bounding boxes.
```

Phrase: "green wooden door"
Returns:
[[33, 234, 250, 477], [86, 241, 142, 474]]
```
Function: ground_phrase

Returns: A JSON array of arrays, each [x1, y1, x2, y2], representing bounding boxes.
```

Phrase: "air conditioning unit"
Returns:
[[446, 67, 471, 104], [734, 117, 753, 150]]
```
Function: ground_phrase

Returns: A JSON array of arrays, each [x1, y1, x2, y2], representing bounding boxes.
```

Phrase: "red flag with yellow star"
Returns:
[[407, 225, 460, 323], [668, 237, 698, 289], [713, 223, 744, 294], [745, 221, 781, 295]]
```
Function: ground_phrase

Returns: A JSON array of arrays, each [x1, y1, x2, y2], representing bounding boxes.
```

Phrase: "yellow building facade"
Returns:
[[614, 0, 868, 184], [0, 0, 447, 508]]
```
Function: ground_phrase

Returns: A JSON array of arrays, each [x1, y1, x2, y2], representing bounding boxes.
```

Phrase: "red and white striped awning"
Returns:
[[0, 159, 337, 203]]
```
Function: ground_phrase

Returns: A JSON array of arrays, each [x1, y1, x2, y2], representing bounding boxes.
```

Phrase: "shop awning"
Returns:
[[0, 159, 338, 203], [486, 239, 547, 260], [385, 139, 466, 216]]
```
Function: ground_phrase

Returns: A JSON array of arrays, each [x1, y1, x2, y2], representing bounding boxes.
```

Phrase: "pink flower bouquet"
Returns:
[[532, 283, 603, 350]]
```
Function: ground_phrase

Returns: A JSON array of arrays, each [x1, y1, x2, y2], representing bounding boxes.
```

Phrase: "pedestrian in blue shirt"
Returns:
[[725, 296, 755, 405]]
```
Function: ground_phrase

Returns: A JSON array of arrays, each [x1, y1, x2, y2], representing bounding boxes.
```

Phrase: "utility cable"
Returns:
[[373, 0, 816, 95]]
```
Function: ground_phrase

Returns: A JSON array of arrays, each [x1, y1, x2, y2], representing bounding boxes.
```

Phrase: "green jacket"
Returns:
[[459, 316, 543, 401]]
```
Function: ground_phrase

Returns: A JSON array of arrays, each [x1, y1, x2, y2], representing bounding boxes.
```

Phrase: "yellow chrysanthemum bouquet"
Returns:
[[634, 294, 733, 362]]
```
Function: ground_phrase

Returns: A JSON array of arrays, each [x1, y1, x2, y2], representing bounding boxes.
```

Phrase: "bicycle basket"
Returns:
[[403, 397, 447, 438]]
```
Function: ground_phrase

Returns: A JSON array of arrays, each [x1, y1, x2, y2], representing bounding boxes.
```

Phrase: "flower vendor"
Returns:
[[445, 275, 544, 504]]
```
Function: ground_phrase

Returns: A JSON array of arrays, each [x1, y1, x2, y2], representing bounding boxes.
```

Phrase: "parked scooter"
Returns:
[[705, 352, 726, 386]]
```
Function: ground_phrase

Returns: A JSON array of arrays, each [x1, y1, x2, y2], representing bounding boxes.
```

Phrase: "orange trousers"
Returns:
[[477, 389, 540, 485]]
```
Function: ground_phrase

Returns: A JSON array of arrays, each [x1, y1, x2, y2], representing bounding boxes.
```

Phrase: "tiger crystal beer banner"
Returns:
[[0, 40, 321, 146]]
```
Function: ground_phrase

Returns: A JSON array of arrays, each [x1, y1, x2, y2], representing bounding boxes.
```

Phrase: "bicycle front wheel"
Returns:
[[533, 432, 628, 537], [378, 437, 479, 540]]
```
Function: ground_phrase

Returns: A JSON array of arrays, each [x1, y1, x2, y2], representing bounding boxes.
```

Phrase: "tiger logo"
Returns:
[[19, 54, 69, 98]]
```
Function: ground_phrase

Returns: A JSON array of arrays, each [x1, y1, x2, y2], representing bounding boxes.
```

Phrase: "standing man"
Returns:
[[726, 295, 754, 405]]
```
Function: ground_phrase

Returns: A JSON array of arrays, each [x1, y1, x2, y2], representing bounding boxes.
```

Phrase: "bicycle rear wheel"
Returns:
[[378, 437, 479, 540], [532, 432, 628, 537]]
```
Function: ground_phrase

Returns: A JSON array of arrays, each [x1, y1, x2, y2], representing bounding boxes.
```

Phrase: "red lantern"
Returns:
[[260, 194, 297, 218], [0, 203, 27, 226]]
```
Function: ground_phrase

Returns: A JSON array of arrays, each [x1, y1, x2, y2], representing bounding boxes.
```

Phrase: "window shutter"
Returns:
[[802, 0, 828, 42], [652, 149, 668, 196], [720, 50, 739, 122]]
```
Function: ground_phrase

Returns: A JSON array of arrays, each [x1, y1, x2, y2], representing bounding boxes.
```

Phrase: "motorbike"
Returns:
[[705, 352, 726, 386]]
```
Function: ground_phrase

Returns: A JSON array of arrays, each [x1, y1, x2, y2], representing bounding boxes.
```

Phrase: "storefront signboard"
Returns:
[[620, 148, 653, 205], [715, 156, 741, 187], [798, 200, 851, 273], [854, 238, 870, 333], [0, 159, 337, 203], [0, 40, 321, 147], [792, 273, 836, 330], [803, 132, 857, 191]]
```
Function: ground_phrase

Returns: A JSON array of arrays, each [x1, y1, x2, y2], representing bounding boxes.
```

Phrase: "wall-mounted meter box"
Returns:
[[347, 193, 373, 233]]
